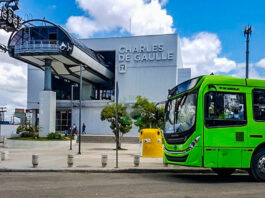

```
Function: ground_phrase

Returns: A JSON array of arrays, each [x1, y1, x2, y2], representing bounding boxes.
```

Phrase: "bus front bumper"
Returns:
[[163, 146, 202, 167]]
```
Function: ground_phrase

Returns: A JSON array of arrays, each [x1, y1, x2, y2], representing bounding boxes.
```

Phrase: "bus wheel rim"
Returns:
[[257, 156, 265, 174]]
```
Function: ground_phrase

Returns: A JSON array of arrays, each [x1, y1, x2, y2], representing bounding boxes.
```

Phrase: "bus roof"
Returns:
[[201, 75, 265, 87], [169, 75, 265, 99]]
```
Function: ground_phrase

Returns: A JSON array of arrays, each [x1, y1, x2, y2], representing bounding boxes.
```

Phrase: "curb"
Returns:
[[0, 168, 214, 174]]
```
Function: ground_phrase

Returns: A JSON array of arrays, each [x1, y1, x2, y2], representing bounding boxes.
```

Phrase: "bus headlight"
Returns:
[[188, 136, 200, 150], [164, 136, 201, 154]]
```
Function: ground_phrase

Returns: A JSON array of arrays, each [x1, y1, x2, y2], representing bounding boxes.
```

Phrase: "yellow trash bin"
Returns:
[[139, 128, 163, 157]]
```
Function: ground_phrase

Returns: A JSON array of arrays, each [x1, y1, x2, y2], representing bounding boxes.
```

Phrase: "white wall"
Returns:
[[82, 34, 188, 103], [70, 101, 139, 135], [0, 124, 19, 138], [72, 105, 111, 135], [27, 65, 44, 109]]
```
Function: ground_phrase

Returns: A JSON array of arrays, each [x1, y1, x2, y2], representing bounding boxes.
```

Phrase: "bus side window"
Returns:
[[205, 92, 246, 127], [253, 89, 265, 121]]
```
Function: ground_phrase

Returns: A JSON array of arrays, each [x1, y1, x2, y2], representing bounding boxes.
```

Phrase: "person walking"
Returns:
[[82, 123, 86, 135], [72, 123, 77, 135]]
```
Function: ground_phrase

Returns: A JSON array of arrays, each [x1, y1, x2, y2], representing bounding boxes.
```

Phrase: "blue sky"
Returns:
[[0, 0, 265, 117], [17, 0, 265, 63]]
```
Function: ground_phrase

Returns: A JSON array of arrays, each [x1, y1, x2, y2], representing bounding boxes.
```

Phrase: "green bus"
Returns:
[[163, 75, 265, 181]]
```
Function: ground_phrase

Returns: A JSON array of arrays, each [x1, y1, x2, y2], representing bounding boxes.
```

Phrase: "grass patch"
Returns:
[[8, 137, 70, 141]]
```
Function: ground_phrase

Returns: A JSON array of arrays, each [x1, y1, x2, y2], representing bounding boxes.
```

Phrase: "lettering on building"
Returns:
[[118, 44, 174, 73]]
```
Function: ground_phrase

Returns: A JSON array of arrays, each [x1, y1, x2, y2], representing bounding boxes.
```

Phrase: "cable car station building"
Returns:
[[8, 20, 190, 136]]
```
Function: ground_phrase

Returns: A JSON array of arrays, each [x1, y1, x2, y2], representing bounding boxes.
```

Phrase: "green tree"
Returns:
[[101, 103, 132, 149], [131, 96, 165, 131]]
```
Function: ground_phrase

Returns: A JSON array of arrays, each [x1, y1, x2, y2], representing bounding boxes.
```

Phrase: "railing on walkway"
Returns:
[[14, 40, 61, 54]]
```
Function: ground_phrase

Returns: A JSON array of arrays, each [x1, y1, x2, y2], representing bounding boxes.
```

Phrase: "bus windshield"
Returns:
[[168, 77, 202, 98], [165, 93, 197, 134]]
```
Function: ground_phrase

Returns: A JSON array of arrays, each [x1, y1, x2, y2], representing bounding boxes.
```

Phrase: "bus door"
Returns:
[[203, 90, 248, 168]]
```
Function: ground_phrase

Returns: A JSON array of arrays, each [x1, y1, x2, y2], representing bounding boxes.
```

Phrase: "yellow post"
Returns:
[[139, 128, 163, 157]]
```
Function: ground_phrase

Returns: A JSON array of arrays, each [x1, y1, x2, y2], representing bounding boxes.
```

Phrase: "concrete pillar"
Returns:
[[1, 151, 8, 161], [39, 59, 56, 137], [134, 154, 140, 167], [67, 154, 74, 167], [31, 110, 37, 127], [82, 83, 93, 100], [101, 154, 108, 167], [44, 59, 52, 91], [39, 91, 56, 137], [32, 154, 39, 168]]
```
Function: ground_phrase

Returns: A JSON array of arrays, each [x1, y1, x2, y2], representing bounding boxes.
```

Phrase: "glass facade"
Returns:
[[56, 110, 71, 132]]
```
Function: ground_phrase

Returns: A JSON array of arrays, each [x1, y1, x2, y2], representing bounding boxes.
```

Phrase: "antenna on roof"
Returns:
[[244, 25, 252, 79]]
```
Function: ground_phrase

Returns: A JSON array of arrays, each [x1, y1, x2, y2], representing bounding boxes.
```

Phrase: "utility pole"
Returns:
[[244, 26, 252, 79], [78, 65, 83, 155], [70, 84, 75, 150], [115, 81, 119, 168]]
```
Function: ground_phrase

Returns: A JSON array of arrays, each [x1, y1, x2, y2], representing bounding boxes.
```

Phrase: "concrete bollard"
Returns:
[[134, 154, 140, 167], [1, 151, 8, 161], [101, 154, 108, 167], [67, 154, 74, 167], [32, 154, 39, 168]]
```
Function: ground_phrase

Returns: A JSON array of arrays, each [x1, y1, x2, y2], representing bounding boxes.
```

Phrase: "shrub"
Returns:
[[16, 125, 25, 134], [47, 132, 62, 140], [21, 131, 32, 137], [16, 125, 40, 138], [54, 132, 62, 140], [32, 132, 39, 139]]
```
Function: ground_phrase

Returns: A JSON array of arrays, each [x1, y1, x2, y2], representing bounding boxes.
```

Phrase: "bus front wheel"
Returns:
[[212, 168, 235, 177], [250, 148, 265, 182]]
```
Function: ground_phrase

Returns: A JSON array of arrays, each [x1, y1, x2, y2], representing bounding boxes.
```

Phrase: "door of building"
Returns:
[[56, 110, 71, 132]]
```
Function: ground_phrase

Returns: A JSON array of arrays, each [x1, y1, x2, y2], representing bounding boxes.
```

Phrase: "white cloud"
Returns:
[[181, 32, 237, 77], [256, 58, 265, 68], [0, 30, 27, 120], [181, 32, 265, 80], [228, 62, 262, 79], [66, 16, 99, 38], [66, 0, 174, 38]]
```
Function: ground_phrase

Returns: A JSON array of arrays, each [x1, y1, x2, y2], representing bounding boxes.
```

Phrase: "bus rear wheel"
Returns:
[[250, 148, 265, 182], [212, 168, 235, 177]]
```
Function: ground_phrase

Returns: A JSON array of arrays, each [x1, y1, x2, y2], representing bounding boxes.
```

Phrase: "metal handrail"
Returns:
[[14, 40, 60, 50]]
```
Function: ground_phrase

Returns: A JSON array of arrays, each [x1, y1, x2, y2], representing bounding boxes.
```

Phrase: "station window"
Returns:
[[253, 89, 265, 121], [205, 92, 246, 127]]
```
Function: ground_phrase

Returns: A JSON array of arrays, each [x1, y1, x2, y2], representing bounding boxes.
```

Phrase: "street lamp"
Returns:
[[70, 83, 78, 150], [244, 26, 252, 79], [115, 81, 119, 168], [78, 64, 83, 155]]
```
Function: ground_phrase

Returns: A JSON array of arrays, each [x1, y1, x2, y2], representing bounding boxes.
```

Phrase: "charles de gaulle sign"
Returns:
[[118, 43, 174, 73], [118, 44, 174, 62]]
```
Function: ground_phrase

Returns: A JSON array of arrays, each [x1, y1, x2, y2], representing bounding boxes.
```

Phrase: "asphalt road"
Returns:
[[0, 172, 264, 198]]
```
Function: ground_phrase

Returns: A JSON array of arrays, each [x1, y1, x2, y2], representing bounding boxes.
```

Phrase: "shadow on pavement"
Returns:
[[145, 173, 257, 183]]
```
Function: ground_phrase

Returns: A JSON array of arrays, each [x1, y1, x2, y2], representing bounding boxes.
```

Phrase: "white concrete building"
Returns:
[[26, 34, 190, 135]]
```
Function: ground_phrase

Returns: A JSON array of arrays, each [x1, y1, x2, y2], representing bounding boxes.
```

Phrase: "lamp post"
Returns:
[[70, 84, 77, 150], [244, 26, 252, 79], [78, 65, 83, 155], [115, 81, 119, 168]]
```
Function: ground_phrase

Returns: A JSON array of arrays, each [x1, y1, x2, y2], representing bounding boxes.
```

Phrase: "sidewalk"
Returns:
[[0, 142, 211, 173]]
